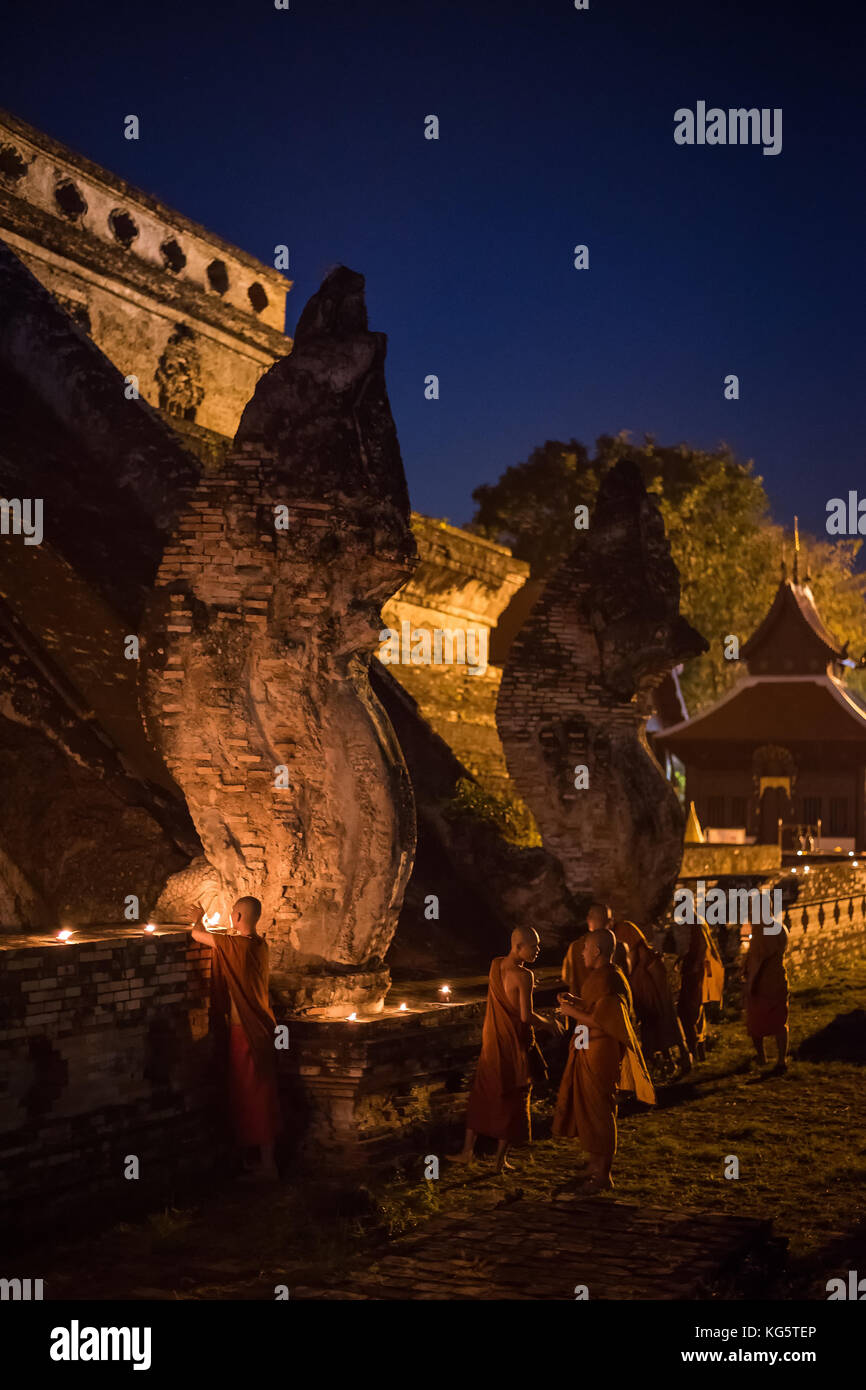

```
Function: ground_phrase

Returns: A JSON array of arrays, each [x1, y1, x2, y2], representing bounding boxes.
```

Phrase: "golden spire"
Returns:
[[684, 800, 705, 844], [793, 515, 800, 584]]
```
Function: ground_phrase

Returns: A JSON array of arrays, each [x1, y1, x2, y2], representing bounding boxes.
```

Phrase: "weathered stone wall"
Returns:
[[496, 460, 707, 928], [381, 516, 530, 799], [680, 844, 783, 879], [0, 927, 491, 1232], [142, 268, 418, 1012], [0, 929, 217, 1239], [786, 860, 866, 905], [283, 1001, 486, 1168], [0, 108, 291, 441], [780, 893, 866, 970], [0, 239, 201, 931]]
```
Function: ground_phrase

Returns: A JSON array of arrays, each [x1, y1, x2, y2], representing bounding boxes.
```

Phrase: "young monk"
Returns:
[[562, 903, 615, 997], [743, 921, 789, 1073], [554, 928, 655, 1191], [613, 917, 691, 1075], [676, 915, 725, 1062], [449, 926, 560, 1173], [191, 896, 281, 1181]]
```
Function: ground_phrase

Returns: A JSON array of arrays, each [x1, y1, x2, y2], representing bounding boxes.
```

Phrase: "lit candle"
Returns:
[[399, 1002, 407, 1012], [346, 1012, 357, 1022], [144, 923, 157, 933], [439, 984, 451, 1001], [56, 929, 73, 942]]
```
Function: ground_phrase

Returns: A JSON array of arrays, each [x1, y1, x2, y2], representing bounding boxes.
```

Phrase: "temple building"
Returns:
[[0, 107, 292, 462], [657, 548, 866, 853]]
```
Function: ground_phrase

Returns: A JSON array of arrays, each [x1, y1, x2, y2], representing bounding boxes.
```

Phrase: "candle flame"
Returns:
[[346, 1011, 357, 1022], [399, 1002, 407, 1011], [57, 929, 73, 941], [439, 984, 451, 997], [202, 911, 222, 928], [144, 923, 157, 933]]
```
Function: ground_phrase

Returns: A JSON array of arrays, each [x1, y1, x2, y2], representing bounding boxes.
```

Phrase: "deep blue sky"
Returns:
[[3, 0, 863, 535]]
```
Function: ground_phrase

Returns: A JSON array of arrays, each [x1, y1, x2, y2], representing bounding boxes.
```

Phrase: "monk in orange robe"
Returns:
[[743, 921, 789, 1072], [450, 926, 560, 1173], [554, 928, 655, 1191], [191, 896, 281, 1181], [562, 902, 619, 997], [613, 918, 690, 1073], [677, 916, 725, 1061]]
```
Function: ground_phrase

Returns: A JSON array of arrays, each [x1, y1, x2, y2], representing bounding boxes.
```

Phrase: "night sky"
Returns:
[[3, 0, 863, 536]]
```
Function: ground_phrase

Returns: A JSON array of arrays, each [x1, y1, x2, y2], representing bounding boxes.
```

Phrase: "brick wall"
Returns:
[[0, 927, 221, 1239], [781, 894, 866, 972]]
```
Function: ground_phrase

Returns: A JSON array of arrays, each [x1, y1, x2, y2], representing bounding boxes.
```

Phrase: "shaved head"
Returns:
[[594, 927, 616, 961], [512, 925, 539, 948], [511, 924, 540, 962], [231, 896, 262, 932], [587, 902, 611, 930], [582, 924, 616, 970]]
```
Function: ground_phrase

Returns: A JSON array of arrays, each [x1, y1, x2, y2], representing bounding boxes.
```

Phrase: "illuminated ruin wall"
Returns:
[[0, 928, 489, 1235], [496, 459, 708, 929], [381, 516, 530, 800], [0, 107, 291, 445], [142, 267, 418, 1012]]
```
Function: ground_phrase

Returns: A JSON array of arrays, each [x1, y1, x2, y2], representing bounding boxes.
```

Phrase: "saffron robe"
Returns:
[[210, 931, 281, 1146], [562, 934, 590, 996], [553, 965, 655, 1168], [677, 918, 724, 1052], [614, 919, 685, 1055], [562, 934, 632, 998], [744, 923, 789, 1039], [465, 957, 535, 1143]]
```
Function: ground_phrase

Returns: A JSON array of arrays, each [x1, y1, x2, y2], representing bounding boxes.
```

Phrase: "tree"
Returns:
[[470, 434, 866, 713]]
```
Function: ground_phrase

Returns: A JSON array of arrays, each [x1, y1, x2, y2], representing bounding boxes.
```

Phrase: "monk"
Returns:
[[191, 896, 281, 1181], [562, 903, 618, 997], [743, 921, 789, 1073], [554, 928, 655, 1191], [613, 918, 691, 1074], [449, 926, 560, 1173], [677, 916, 725, 1062]]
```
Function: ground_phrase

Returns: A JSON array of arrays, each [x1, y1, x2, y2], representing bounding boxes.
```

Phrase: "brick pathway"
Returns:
[[294, 1193, 772, 1300]]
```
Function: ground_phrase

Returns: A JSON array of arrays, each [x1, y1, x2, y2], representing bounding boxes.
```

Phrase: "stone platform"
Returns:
[[293, 1195, 773, 1300], [279, 970, 566, 1169]]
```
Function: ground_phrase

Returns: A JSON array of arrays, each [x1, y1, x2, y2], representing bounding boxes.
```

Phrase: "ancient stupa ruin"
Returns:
[[143, 267, 419, 1013], [496, 459, 708, 926]]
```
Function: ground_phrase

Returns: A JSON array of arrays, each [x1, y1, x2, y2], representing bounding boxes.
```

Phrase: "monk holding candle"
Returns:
[[613, 917, 691, 1074], [677, 915, 725, 1061], [449, 926, 560, 1173], [191, 896, 281, 1181], [554, 928, 655, 1191], [742, 920, 789, 1073]]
